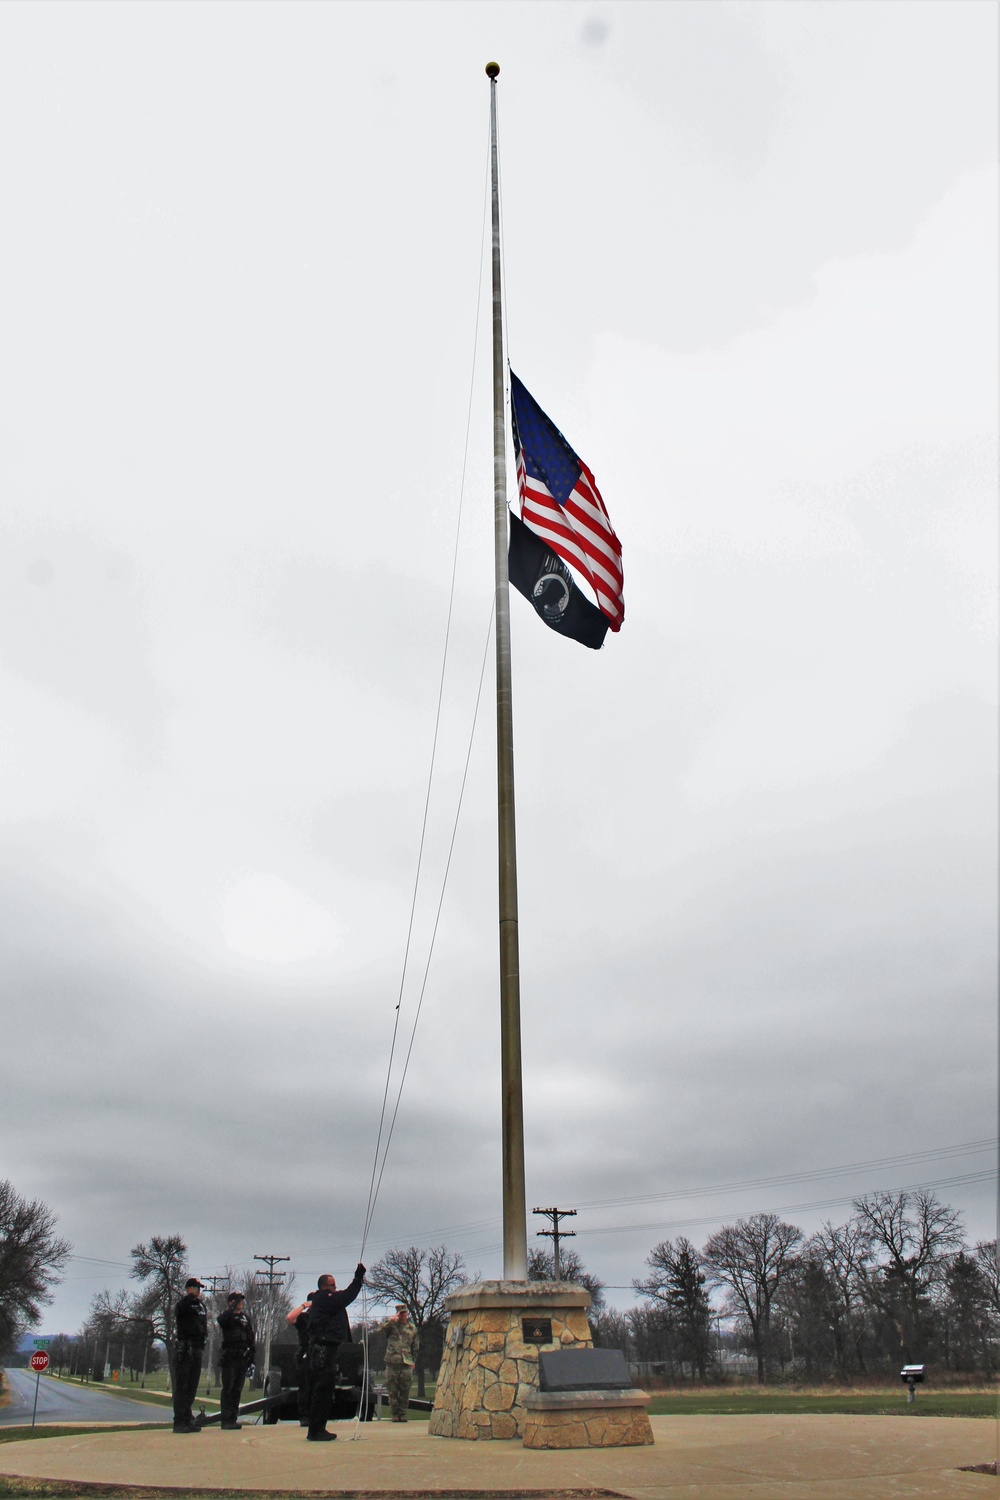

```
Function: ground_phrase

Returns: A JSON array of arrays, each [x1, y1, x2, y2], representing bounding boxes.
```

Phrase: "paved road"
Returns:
[[1, 1367, 168, 1426]]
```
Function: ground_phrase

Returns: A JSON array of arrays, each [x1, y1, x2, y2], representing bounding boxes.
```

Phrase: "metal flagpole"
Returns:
[[486, 61, 527, 1281]]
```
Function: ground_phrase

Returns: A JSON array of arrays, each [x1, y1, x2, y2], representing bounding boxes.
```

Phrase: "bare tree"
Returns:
[[703, 1214, 802, 1383], [588, 1306, 633, 1359], [940, 1250, 991, 1372], [808, 1218, 874, 1377], [245, 1267, 295, 1386], [47, 1332, 77, 1377], [528, 1246, 605, 1313], [974, 1239, 1000, 1318], [633, 1237, 713, 1380], [852, 1191, 964, 1360], [129, 1234, 188, 1379], [86, 1287, 133, 1379], [773, 1250, 840, 1377], [366, 1246, 467, 1397], [0, 1180, 71, 1357], [624, 1302, 676, 1372]]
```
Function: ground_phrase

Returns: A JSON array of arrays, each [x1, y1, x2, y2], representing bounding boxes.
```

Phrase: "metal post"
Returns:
[[200, 1274, 226, 1394], [253, 1254, 289, 1388], [486, 61, 527, 1283]]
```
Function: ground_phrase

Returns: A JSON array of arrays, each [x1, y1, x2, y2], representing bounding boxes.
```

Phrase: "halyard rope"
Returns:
[[348, 117, 494, 1441]]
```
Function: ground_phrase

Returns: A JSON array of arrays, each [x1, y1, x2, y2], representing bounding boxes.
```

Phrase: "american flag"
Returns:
[[509, 371, 624, 632]]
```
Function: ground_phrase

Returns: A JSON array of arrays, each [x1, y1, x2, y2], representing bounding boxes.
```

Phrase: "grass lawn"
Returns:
[[0, 1426, 162, 1447], [43, 1375, 219, 1413], [646, 1387, 998, 1418]]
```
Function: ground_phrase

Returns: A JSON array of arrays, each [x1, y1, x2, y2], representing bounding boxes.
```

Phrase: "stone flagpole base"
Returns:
[[428, 1280, 592, 1441]]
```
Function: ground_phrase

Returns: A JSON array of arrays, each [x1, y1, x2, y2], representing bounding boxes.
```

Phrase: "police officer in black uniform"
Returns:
[[173, 1277, 207, 1433], [217, 1291, 256, 1430], [305, 1264, 365, 1441], [286, 1292, 314, 1426]]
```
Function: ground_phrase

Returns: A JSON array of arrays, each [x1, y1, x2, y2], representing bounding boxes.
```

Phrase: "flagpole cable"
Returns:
[[348, 605, 494, 1440], [347, 1280, 370, 1441], [358, 118, 493, 1261], [348, 122, 492, 1442], [362, 601, 496, 1248]]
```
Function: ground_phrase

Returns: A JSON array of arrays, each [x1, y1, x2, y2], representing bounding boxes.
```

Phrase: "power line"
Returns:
[[569, 1138, 996, 1216], [61, 1139, 996, 1279], [576, 1168, 997, 1240], [283, 1137, 996, 1260]]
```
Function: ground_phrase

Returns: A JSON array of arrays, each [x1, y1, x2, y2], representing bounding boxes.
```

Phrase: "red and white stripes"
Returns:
[[517, 453, 624, 631]]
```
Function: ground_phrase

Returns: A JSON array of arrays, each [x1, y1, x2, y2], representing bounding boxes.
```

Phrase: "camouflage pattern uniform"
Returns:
[[380, 1312, 419, 1421]]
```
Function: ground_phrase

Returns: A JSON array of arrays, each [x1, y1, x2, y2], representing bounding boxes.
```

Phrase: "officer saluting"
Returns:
[[172, 1278, 207, 1434], [379, 1304, 419, 1422], [286, 1293, 314, 1427], [217, 1291, 256, 1430]]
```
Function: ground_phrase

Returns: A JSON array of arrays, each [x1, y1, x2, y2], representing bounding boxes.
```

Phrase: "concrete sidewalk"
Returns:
[[0, 1414, 996, 1498]]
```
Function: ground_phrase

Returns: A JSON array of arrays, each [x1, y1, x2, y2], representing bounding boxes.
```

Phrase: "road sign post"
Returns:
[[29, 1349, 49, 1426]]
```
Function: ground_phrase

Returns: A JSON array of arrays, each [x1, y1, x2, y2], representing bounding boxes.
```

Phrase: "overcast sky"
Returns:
[[1, 0, 996, 1335]]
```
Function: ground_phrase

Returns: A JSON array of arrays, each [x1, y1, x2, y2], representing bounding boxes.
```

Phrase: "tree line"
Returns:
[[2, 1174, 996, 1387], [591, 1191, 998, 1383]]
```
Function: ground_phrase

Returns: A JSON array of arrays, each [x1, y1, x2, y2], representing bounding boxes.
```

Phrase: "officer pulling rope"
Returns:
[[230, 235, 495, 1447]]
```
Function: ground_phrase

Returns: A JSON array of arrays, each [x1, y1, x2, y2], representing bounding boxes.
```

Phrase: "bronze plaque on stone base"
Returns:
[[429, 1280, 594, 1440]]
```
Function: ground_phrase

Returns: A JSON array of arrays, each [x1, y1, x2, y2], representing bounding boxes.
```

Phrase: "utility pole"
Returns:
[[199, 1275, 227, 1395], [253, 1254, 289, 1388], [532, 1207, 577, 1281]]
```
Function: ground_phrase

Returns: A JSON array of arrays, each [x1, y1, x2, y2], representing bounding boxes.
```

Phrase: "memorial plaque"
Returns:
[[537, 1347, 631, 1391], [521, 1316, 553, 1346]]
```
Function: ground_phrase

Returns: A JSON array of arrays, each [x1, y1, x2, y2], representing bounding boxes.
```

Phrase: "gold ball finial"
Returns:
[[485, 62, 500, 79]]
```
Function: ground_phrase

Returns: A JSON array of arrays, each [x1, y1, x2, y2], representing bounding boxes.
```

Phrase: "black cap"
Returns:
[[227, 1291, 244, 1304], [185, 1278, 202, 1289]]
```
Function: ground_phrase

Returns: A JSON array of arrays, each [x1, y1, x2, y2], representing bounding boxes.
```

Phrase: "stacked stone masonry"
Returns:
[[521, 1389, 654, 1449], [429, 1281, 592, 1441]]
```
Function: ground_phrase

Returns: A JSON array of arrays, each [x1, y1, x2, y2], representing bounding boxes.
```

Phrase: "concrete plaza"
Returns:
[[0, 1414, 996, 1498]]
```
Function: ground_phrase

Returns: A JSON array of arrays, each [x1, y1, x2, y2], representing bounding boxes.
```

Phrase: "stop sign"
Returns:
[[29, 1351, 49, 1373]]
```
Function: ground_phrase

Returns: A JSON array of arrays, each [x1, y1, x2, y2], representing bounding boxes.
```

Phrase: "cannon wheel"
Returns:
[[263, 1369, 282, 1424]]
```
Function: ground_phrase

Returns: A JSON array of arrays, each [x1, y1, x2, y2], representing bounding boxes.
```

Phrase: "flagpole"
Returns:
[[486, 61, 527, 1282]]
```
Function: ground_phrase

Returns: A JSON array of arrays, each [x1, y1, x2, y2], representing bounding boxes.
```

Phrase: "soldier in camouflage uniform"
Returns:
[[379, 1304, 418, 1421]]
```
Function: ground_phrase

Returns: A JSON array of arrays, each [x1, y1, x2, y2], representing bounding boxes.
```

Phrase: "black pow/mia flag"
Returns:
[[508, 511, 609, 650]]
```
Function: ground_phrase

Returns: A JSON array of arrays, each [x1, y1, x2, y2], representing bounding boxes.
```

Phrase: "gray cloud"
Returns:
[[0, 1, 994, 1333]]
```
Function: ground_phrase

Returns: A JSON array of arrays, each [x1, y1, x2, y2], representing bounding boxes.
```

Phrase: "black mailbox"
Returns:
[[537, 1347, 631, 1392], [900, 1364, 925, 1384]]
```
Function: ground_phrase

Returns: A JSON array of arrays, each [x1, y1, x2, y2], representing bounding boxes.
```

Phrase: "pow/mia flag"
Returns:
[[508, 511, 609, 650]]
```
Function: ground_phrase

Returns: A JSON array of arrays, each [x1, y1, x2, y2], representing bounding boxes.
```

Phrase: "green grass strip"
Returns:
[[0, 1428, 166, 1447], [646, 1390, 998, 1418]]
